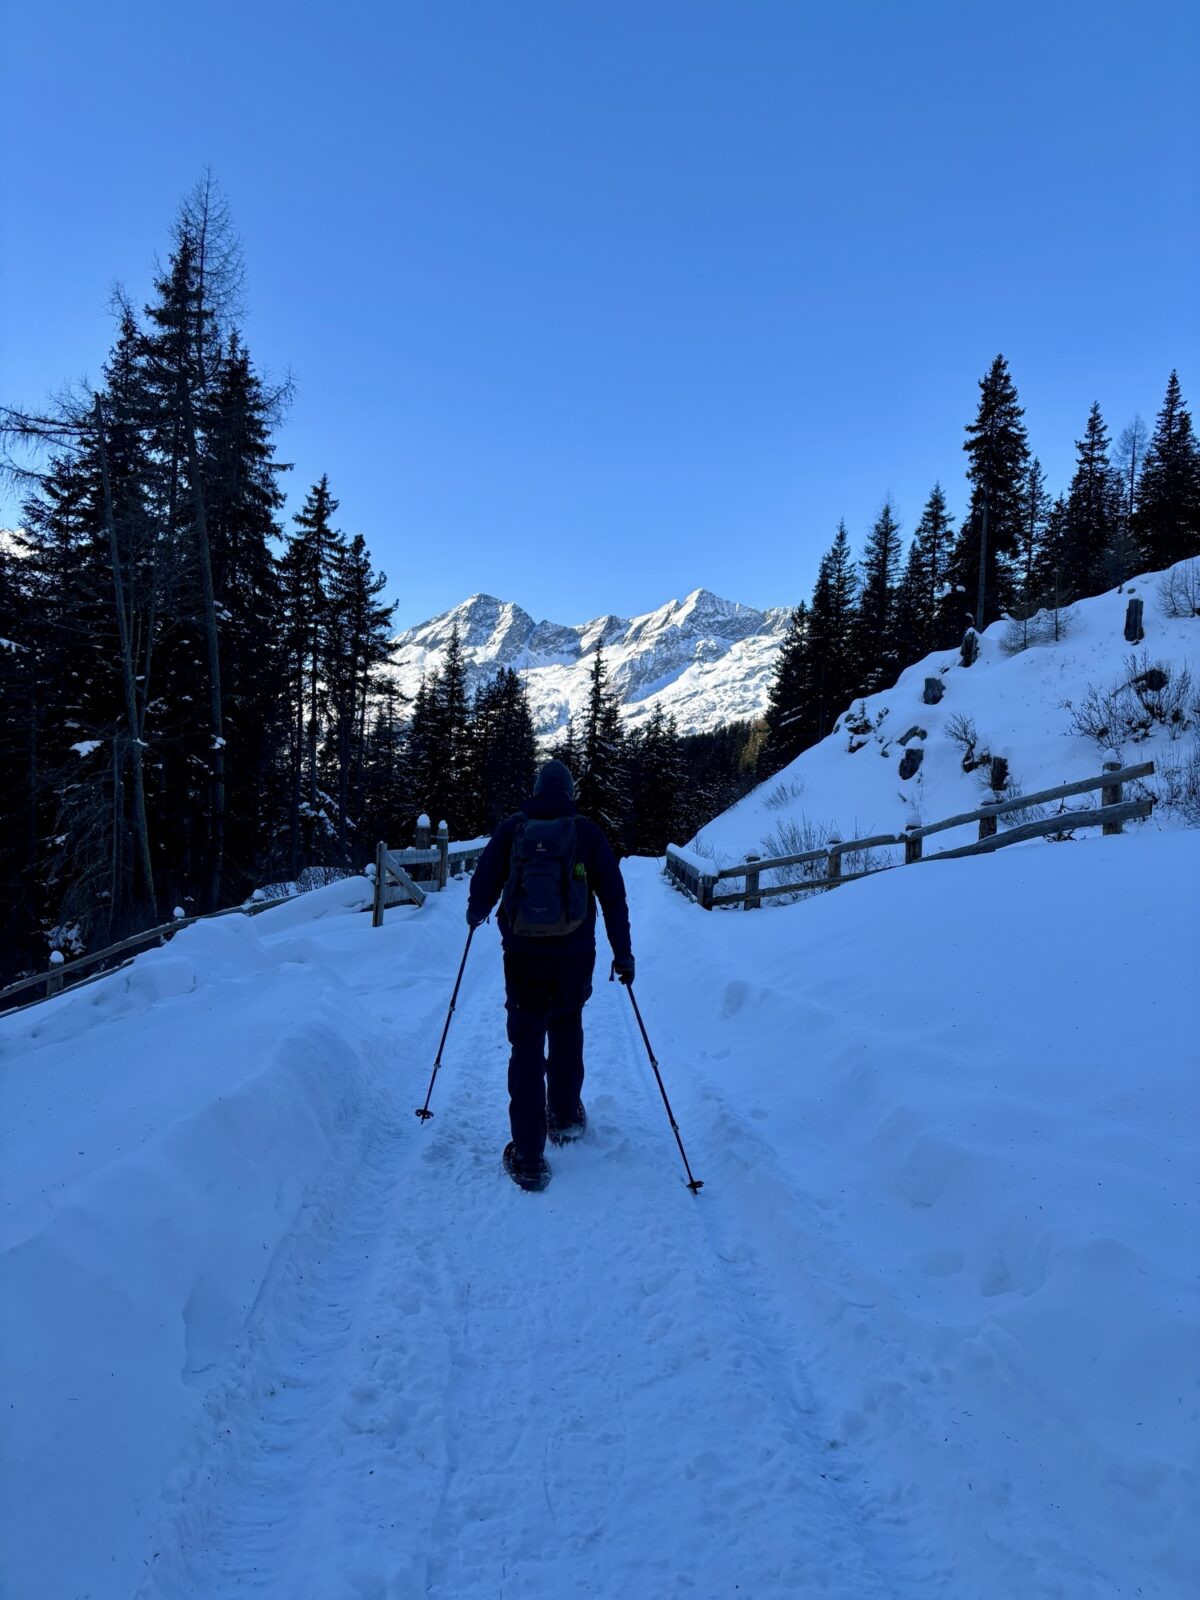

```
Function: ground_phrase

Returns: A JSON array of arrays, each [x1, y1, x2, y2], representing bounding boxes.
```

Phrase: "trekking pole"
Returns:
[[416, 927, 475, 1121], [612, 965, 703, 1193]]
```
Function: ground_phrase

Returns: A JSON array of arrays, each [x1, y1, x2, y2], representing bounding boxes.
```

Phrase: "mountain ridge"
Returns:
[[388, 586, 790, 736]]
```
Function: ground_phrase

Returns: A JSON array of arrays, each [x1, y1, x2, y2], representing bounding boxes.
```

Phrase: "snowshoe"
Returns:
[[503, 1142, 552, 1193], [547, 1102, 587, 1146]]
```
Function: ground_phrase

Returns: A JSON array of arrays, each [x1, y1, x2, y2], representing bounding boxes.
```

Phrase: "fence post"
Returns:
[[373, 840, 387, 927], [904, 823, 923, 864], [699, 871, 716, 910], [47, 951, 64, 997], [1101, 754, 1125, 834], [978, 802, 1000, 841], [826, 835, 842, 885], [436, 821, 450, 889], [744, 853, 761, 910]]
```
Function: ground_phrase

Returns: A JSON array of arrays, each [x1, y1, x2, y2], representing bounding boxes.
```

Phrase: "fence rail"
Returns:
[[0, 893, 295, 1015], [666, 759, 1156, 910], [2, 813, 491, 1014], [371, 818, 488, 925]]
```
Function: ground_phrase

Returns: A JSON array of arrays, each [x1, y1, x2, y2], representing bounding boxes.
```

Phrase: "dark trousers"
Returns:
[[504, 944, 595, 1160]]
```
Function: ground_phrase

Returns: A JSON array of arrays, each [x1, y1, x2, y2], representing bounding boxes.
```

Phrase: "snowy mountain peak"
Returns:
[[388, 587, 789, 735]]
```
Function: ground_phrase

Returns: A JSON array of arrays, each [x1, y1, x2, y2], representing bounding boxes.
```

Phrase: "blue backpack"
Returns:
[[503, 815, 590, 937]]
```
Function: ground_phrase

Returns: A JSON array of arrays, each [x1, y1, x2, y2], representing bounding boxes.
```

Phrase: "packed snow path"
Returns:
[[4, 838, 1196, 1598], [135, 912, 920, 1600]]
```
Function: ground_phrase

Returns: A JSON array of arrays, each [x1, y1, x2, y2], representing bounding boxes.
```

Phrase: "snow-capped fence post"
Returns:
[[1101, 756, 1125, 834], [743, 853, 761, 910], [415, 813, 431, 852], [903, 823, 923, 864], [46, 950, 65, 997], [436, 822, 450, 889], [825, 835, 842, 885]]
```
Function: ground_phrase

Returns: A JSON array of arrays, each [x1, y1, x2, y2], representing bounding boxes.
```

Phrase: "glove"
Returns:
[[612, 955, 635, 986], [466, 908, 487, 929]]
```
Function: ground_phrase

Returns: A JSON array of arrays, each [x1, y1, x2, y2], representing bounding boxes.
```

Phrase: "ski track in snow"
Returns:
[[137, 941, 924, 1600]]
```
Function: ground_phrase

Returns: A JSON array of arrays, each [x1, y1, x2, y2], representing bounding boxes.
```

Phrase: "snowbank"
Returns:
[[0, 885, 390, 1599]]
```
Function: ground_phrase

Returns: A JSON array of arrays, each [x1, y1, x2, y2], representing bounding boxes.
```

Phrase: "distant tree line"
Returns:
[[407, 628, 761, 862], [760, 357, 1199, 774]]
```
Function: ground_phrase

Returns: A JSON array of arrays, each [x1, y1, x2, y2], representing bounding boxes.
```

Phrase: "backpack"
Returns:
[[502, 815, 590, 937]]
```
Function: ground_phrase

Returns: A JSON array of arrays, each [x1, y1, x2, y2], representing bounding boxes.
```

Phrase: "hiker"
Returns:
[[466, 758, 634, 1191]]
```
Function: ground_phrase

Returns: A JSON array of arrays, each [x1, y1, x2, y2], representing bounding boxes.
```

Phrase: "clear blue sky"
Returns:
[[2, 1, 1196, 627]]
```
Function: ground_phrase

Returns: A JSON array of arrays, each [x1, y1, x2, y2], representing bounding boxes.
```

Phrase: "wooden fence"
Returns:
[[0, 893, 295, 1017], [370, 817, 488, 927], [1, 815, 489, 1015], [666, 759, 1156, 910]]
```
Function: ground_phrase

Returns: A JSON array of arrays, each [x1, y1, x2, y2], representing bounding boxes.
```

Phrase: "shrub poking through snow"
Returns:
[[1000, 603, 1081, 655], [1158, 558, 1200, 620], [762, 779, 806, 811], [758, 814, 892, 902], [1065, 652, 1199, 750], [1155, 732, 1200, 825], [944, 711, 998, 774]]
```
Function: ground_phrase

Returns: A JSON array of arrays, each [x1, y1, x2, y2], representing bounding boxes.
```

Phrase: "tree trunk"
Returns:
[[975, 488, 991, 631], [95, 397, 156, 921], [180, 387, 225, 911]]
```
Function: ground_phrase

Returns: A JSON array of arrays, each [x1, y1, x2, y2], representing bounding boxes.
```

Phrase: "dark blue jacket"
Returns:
[[467, 795, 633, 963]]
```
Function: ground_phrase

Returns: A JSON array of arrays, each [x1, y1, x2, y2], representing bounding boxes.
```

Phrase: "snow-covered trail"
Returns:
[[6, 835, 1195, 1598], [138, 910, 921, 1600]]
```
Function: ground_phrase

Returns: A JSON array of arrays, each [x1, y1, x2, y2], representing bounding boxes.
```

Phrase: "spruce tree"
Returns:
[[438, 622, 472, 830], [948, 355, 1030, 628], [468, 667, 538, 832], [326, 533, 394, 862], [892, 538, 927, 670], [577, 645, 627, 842], [0, 529, 41, 977], [807, 521, 859, 740], [908, 482, 957, 650], [853, 499, 902, 694], [1060, 402, 1118, 599], [1013, 456, 1051, 619], [1134, 371, 1200, 569], [202, 333, 288, 890], [762, 601, 812, 773], [280, 477, 343, 867], [623, 707, 686, 855], [548, 713, 580, 774], [140, 229, 230, 909]]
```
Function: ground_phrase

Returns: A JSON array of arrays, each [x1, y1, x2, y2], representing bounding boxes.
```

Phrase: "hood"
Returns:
[[532, 759, 576, 804]]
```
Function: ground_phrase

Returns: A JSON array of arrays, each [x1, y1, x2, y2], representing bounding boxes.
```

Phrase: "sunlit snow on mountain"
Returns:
[[388, 589, 790, 735]]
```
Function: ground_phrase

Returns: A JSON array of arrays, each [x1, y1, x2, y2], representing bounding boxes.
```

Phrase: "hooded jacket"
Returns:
[[467, 763, 632, 962]]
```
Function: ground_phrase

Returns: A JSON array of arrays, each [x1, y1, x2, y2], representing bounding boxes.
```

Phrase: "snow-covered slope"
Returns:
[[388, 587, 790, 735], [2, 833, 1197, 1597], [693, 560, 1200, 866]]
